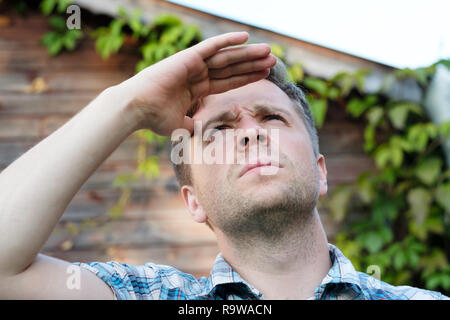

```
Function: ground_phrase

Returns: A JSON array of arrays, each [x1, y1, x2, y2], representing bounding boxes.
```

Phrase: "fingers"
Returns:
[[193, 31, 249, 59], [183, 115, 194, 135], [209, 69, 271, 95], [206, 43, 271, 69], [208, 54, 276, 79]]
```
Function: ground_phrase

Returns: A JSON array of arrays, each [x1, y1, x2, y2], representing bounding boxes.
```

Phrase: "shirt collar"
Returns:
[[199, 243, 363, 299], [199, 253, 263, 299], [315, 243, 363, 297]]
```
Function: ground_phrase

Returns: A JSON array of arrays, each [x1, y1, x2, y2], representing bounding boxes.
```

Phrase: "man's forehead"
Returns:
[[193, 80, 292, 119]]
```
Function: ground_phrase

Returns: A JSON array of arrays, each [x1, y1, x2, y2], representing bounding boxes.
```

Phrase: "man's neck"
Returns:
[[215, 210, 331, 300]]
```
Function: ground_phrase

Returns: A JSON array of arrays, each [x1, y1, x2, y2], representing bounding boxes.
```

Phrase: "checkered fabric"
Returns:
[[73, 243, 448, 300]]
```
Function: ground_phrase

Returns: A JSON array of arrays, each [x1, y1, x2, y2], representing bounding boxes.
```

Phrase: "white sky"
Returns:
[[167, 0, 450, 69]]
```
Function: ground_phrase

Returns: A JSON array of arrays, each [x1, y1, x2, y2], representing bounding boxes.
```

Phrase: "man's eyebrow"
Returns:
[[201, 109, 239, 133], [198, 103, 293, 136], [251, 104, 292, 117]]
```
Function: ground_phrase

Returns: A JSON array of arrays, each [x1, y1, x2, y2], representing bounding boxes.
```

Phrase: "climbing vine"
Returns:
[[15, 0, 450, 294], [279, 49, 450, 292]]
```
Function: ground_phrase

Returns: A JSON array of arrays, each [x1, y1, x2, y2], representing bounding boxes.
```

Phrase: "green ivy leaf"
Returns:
[[407, 188, 432, 224], [41, 31, 59, 47], [306, 96, 327, 128], [376, 167, 397, 186], [180, 25, 201, 47], [393, 250, 407, 270], [372, 198, 398, 224], [287, 63, 304, 83], [40, 0, 56, 15], [303, 77, 328, 97], [153, 14, 182, 28], [366, 106, 384, 126], [48, 37, 64, 56], [415, 157, 442, 185], [374, 145, 390, 168], [112, 173, 139, 188], [57, 0, 72, 13], [424, 123, 438, 139], [49, 15, 66, 31], [407, 124, 429, 152], [109, 203, 124, 220], [356, 173, 374, 204], [439, 121, 450, 138], [270, 44, 284, 59], [141, 42, 157, 62], [347, 95, 377, 118], [326, 86, 340, 99], [364, 124, 376, 152], [135, 60, 151, 73], [161, 26, 183, 44], [359, 232, 383, 253], [389, 146, 403, 168], [137, 156, 160, 179], [354, 68, 370, 92], [331, 72, 353, 96], [328, 185, 353, 222], [425, 216, 444, 235], [379, 227, 394, 243], [388, 103, 422, 130], [94, 21, 125, 60], [435, 183, 450, 212], [63, 34, 76, 50]]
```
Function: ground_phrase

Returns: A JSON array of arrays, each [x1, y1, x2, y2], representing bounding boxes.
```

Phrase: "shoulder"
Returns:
[[356, 271, 449, 300], [74, 260, 207, 300]]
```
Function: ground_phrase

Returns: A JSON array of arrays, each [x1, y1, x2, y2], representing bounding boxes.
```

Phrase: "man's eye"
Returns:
[[264, 114, 284, 122], [205, 125, 229, 143], [214, 124, 230, 131]]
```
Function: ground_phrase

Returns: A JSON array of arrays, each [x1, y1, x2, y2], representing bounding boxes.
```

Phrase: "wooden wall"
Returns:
[[0, 10, 375, 278]]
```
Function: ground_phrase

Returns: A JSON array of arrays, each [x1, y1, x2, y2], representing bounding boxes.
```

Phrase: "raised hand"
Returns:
[[115, 31, 276, 136]]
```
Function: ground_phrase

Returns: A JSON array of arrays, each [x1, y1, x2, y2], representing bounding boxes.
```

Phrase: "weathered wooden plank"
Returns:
[[324, 154, 374, 185], [42, 243, 219, 277], [0, 141, 35, 165], [318, 122, 367, 155], [0, 70, 131, 93], [0, 48, 138, 73], [78, 161, 175, 191], [0, 138, 140, 168], [0, 93, 94, 115], [0, 116, 41, 140], [45, 217, 216, 251]]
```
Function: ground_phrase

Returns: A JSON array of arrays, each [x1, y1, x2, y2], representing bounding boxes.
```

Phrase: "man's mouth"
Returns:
[[239, 160, 281, 178]]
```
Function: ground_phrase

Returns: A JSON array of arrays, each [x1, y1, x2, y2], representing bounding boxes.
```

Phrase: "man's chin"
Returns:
[[237, 181, 288, 203]]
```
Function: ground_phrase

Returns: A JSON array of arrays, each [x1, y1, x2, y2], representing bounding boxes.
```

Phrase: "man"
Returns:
[[0, 32, 447, 300]]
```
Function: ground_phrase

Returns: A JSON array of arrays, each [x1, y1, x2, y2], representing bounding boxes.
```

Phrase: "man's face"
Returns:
[[182, 79, 327, 241]]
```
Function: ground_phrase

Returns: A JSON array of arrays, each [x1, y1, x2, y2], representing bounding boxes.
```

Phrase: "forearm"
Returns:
[[0, 86, 140, 277]]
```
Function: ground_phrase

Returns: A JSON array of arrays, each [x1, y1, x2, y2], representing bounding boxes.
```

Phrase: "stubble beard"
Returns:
[[199, 159, 320, 248]]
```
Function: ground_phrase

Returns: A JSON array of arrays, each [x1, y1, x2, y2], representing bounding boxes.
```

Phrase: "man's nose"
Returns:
[[236, 119, 269, 152], [238, 130, 267, 149]]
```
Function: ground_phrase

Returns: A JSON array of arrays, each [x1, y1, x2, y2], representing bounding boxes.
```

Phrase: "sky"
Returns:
[[167, 0, 450, 69]]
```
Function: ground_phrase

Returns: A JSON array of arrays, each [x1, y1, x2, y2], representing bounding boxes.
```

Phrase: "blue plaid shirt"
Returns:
[[74, 244, 448, 300]]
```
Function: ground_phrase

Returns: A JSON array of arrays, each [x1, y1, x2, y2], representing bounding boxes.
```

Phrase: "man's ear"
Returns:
[[180, 185, 208, 223], [317, 154, 328, 196]]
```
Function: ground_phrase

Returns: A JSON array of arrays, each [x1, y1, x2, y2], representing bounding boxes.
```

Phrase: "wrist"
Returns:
[[98, 84, 145, 133]]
